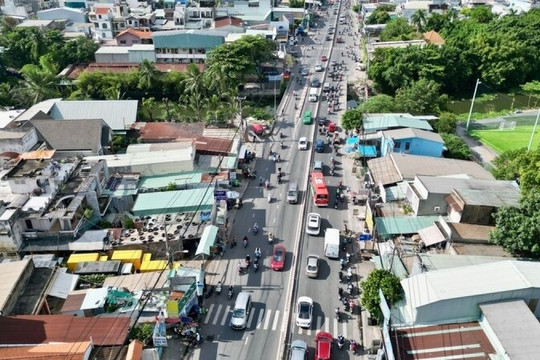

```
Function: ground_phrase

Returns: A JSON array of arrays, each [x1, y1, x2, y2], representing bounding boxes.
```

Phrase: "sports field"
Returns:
[[469, 116, 540, 154]]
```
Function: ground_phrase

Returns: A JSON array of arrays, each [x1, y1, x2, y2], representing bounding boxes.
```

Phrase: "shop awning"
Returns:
[[418, 224, 447, 247], [195, 225, 219, 257]]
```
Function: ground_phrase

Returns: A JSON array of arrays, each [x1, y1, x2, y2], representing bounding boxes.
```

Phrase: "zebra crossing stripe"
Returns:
[[272, 310, 280, 331], [333, 318, 339, 337], [221, 305, 230, 326], [317, 316, 323, 331], [263, 309, 272, 330], [204, 304, 215, 324], [212, 304, 223, 325], [342, 322, 348, 338], [325, 317, 330, 333], [256, 309, 265, 329]]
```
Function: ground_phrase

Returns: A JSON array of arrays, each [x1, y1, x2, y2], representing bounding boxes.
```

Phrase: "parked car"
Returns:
[[296, 296, 313, 328], [306, 255, 320, 278], [306, 213, 321, 235], [271, 244, 286, 271], [298, 137, 308, 150], [314, 332, 332, 360]]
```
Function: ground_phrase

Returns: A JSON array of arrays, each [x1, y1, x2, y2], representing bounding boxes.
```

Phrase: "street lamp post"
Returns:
[[235, 96, 246, 131], [466, 78, 481, 131], [528, 108, 540, 151]]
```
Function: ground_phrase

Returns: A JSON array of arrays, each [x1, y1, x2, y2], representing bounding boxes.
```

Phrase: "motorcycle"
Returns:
[[334, 200, 339, 209], [215, 282, 222, 296], [347, 282, 354, 295], [347, 268, 352, 282], [268, 193, 272, 203], [350, 339, 358, 353], [338, 271, 343, 282], [243, 236, 248, 248], [254, 259, 259, 272], [268, 233, 274, 244], [339, 258, 345, 270], [280, 140, 285, 149], [349, 299, 355, 313], [253, 224, 259, 235], [277, 175, 282, 184], [237, 263, 243, 275], [335, 307, 340, 321], [204, 285, 214, 298], [337, 335, 345, 349], [330, 168, 334, 176]]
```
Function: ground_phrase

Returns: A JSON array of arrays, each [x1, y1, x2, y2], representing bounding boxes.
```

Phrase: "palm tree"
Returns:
[[411, 9, 427, 33], [138, 60, 158, 93], [181, 92, 205, 123], [142, 96, 156, 121], [181, 64, 205, 97], [18, 54, 59, 106]]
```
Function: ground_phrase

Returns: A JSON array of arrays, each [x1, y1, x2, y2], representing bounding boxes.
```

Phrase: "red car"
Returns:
[[320, 55, 328, 62], [314, 332, 332, 360], [270, 244, 286, 271]]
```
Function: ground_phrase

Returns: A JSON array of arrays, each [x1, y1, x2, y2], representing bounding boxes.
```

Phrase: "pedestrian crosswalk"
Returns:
[[203, 303, 357, 337]]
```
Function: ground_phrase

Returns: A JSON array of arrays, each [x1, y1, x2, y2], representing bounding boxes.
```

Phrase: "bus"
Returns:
[[311, 172, 329, 207]]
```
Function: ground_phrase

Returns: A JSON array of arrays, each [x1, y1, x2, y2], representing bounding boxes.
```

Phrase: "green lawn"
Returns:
[[470, 125, 540, 153]]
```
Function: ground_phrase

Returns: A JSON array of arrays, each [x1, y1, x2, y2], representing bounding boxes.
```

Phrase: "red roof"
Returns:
[[214, 16, 244, 28], [194, 136, 233, 155], [95, 7, 110, 15], [136, 122, 204, 142], [0, 315, 131, 346], [116, 28, 153, 39]]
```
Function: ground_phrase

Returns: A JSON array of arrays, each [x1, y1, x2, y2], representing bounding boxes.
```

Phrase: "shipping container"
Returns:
[[67, 253, 100, 271], [140, 260, 168, 273], [111, 250, 143, 270]]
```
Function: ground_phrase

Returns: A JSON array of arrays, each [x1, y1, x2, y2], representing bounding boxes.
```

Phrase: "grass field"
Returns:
[[470, 125, 540, 153]]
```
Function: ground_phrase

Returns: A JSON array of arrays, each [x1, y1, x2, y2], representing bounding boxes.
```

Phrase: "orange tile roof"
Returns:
[[0, 341, 91, 360], [423, 30, 445, 45], [20, 149, 56, 160], [116, 28, 153, 39], [95, 7, 110, 15]]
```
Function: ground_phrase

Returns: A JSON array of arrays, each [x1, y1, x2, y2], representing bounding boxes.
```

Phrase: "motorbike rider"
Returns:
[[237, 261, 242, 273], [245, 254, 251, 267], [243, 236, 248, 248], [337, 334, 345, 348], [334, 199, 339, 208], [280, 140, 284, 148], [335, 307, 340, 321], [254, 247, 262, 259], [253, 223, 259, 233]]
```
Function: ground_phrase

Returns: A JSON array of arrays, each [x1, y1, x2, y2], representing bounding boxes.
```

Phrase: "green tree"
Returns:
[[360, 94, 396, 113], [491, 148, 528, 181], [490, 194, 540, 257], [138, 60, 159, 94], [1, 16, 18, 32], [366, 5, 395, 25], [521, 80, 540, 107], [129, 323, 154, 345], [360, 269, 403, 320], [440, 133, 472, 160], [433, 112, 458, 134], [0, 28, 46, 68], [410, 9, 427, 32], [142, 96, 156, 121], [341, 108, 364, 132], [379, 18, 417, 42], [17, 54, 59, 105], [394, 78, 446, 114], [490, 147, 540, 195], [182, 63, 205, 96]]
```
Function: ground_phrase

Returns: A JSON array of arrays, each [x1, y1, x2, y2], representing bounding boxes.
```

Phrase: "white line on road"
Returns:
[[263, 309, 272, 330], [221, 306, 230, 326], [342, 322, 348, 338], [325, 317, 330, 333], [272, 310, 280, 331], [333, 319, 339, 337], [212, 304, 222, 325], [298, 326, 303, 335], [317, 316, 323, 331], [204, 304, 215, 324], [244, 336, 250, 346], [256, 309, 265, 329]]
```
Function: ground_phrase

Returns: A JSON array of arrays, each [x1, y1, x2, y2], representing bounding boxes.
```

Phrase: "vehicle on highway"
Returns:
[[320, 55, 328, 62], [287, 182, 299, 204], [324, 228, 340, 258], [301, 66, 309, 76], [303, 110, 313, 125], [315, 332, 333, 360], [313, 160, 323, 172], [326, 35, 332, 41], [318, 116, 327, 127], [328, 27, 335, 34], [306, 213, 321, 235], [323, 83, 330, 92], [337, 37, 344, 43], [230, 292, 252, 330], [315, 139, 324, 152], [309, 87, 319, 102], [315, 63, 324, 72], [298, 137, 308, 150], [311, 78, 321, 87], [327, 122, 337, 133], [271, 244, 286, 271], [296, 296, 313, 328], [311, 171, 329, 207], [306, 254, 320, 278], [290, 339, 308, 360]]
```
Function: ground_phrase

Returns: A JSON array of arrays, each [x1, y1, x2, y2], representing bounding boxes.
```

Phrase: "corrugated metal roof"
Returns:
[[401, 260, 540, 309], [382, 127, 443, 143], [0, 315, 130, 346], [138, 172, 203, 189], [132, 188, 214, 216], [0, 341, 91, 359], [50, 100, 138, 131], [103, 272, 168, 292], [375, 216, 439, 237], [0, 259, 32, 313], [363, 113, 433, 133], [416, 175, 518, 194], [152, 30, 227, 49], [479, 300, 540, 360], [454, 188, 520, 208]]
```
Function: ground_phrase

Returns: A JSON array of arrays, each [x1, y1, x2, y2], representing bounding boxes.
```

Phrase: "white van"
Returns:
[[309, 88, 318, 102], [230, 292, 252, 330], [324, 228, 340, 258]]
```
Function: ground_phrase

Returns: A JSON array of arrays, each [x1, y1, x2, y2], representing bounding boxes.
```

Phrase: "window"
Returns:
[[405, 142, 411, 151], [248, 1, 259, 6], [102, 23, 108, 29], [394, 141, 401, 149], [102, 32, 106, 38], [120, 40, 126, 44], [98, 15, 102, 19]]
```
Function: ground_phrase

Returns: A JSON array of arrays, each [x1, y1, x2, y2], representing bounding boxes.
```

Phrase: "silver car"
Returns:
[[306, 254, 320, 278], [290, 339, 308, 360]]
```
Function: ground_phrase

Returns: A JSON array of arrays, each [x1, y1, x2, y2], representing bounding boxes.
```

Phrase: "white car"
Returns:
[[296, 296, 313, 328], [306, 255, 320, 278], [306, 213, 321, 235], [298, 137, 308, 150], [315, 63, 324, 72]]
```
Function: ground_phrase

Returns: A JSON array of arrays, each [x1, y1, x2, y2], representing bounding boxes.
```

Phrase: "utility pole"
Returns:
[[235, 96, 246, 130], [528, 108, 540, 151], [466, 78, 480, 131]]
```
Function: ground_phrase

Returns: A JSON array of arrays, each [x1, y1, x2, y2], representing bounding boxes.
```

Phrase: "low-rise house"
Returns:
[[37, 6, 88, 23], [362, 113, 435, 134], [406, 175, 519, 216], [115, 28, 153, 46], [89, 4, 128, 41], [152, 30, 227, 64], [215, 0, 273, 24], [213, 15, 246, 32], [380, 128, 444, 157], [94, 44, 156, 63]]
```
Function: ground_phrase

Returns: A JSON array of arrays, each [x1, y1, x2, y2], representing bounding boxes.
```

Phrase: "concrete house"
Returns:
[[380, 127, 444, 157], [152, 30, 227, 63], [115, 28, 153, 46], [37, 6, 88, 23]]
